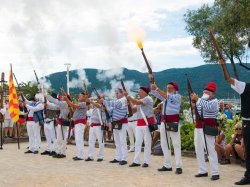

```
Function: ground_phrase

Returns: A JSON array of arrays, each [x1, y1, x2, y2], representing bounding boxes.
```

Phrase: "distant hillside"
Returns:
[[45, 63, 250, 98]]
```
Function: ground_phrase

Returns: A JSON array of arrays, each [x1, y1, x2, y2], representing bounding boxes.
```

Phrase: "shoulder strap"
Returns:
[[97, 108, 103, 126], [163, 99, 167, 115], [139, 106, 149, 126]]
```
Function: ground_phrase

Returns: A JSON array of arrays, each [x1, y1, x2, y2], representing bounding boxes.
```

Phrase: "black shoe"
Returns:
[[235, 177, 250, 185], [85, 157, 94, 161], [73, 157, 83, 161], [56, 154, 65, 158], [240, 160, 246, 168], [33, 151, 39, 154], [158, 166, 172, 171], [142, 163, 149, 168], [110, 159, 120, 163], [220, 159, 230, 165], [129, 163, 141, 167], [24, 150, 33, 154], [175, 168, 182, 174], [195, 173, 208, 177], [211, 175, 220, 181], [53, 154, 59, 158], [41, 151, 50, 155], [49, 151, 56, 156], [97, 158, 103, 162], [119, 160, 127, 165]]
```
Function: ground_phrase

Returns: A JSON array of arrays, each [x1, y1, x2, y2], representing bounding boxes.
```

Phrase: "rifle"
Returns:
[[185, 74, 201, 123], [34, 70, 46, 139], [13, 73, 25, 101], [92, 87, 111, 120], [208, 29, 231, 81], [0, 72, 5, 149], [137, 43, 155, 84], [34, 70, 47, 111], [120, 79, 133, 117], [186, 74, 209, 156], [60, 88, 72, 141], [83, 80, 88, 95]]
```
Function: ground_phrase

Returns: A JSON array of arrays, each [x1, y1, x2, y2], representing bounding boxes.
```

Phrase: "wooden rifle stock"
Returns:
[[141, 48, 155, 84], [83, 81, 88, 95], [120, 79, 133, 117], [185, 74, 201, 122], [92, 87, 111, 120], [208, 29, 230, 81], [34, 70, 40, 85]]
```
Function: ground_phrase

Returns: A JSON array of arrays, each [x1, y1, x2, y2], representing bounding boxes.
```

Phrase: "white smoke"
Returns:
[[68, 69, 90, 89], [39, 77, 52, 93], [96, 68, 124, 82], [101, 79, 139, 99]]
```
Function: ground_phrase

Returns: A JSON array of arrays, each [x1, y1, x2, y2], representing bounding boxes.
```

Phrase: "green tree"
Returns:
[[184, 0, 250, 79], [18, 81, 39, 99]]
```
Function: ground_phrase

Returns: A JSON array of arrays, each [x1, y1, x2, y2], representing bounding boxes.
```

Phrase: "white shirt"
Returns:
[[231, 79, 250, 120]]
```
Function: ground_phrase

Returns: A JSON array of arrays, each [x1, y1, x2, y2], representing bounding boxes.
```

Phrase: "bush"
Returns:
[[180, 122, 195, 151]]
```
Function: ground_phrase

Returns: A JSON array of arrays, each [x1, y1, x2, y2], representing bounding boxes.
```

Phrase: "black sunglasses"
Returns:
[[235, 128, 242, 130]]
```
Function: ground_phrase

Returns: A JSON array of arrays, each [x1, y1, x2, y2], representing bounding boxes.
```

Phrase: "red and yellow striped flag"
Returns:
[[8, 70, 20, 122]]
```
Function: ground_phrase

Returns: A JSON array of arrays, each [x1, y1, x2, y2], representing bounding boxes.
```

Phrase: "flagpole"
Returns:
[[16, 122, 20, 149], [10, 64, 20, 149]]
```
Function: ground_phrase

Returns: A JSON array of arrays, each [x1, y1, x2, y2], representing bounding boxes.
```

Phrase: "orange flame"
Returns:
[[136, 40, 143, 49], [127, 23, 145, 49]]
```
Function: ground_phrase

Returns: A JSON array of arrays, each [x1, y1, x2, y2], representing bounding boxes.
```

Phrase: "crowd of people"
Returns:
[[0, 74, 250, 185]]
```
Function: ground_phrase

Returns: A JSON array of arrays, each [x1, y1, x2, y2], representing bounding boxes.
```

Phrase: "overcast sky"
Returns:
[[0, 0, 213, 82]]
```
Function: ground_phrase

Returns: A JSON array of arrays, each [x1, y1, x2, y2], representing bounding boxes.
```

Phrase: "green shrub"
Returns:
[[180, 122, 195, 151]]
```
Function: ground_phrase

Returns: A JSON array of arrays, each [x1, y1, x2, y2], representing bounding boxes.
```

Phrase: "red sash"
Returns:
[[137, 116, 155, 126]]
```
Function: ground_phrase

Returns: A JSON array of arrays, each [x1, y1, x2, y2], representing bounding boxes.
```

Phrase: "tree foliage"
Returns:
[[184, 0, 250, 79]]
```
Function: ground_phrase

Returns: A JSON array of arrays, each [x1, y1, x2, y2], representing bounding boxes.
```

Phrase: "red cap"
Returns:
[[204, 82, 216, 92], [140, 86, 150, 94], [115, 87, 124, 93], [168, 82, 179, 91]]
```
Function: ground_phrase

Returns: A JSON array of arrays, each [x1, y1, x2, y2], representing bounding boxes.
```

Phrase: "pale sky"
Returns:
[[0, 0, 214, 82]]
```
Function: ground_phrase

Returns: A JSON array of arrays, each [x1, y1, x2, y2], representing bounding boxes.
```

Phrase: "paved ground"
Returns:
[[0, 142, 245, 187]]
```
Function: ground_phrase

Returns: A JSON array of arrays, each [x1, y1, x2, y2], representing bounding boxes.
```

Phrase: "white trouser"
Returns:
[[44, 120, 56, 152], [127, 121, 136, 150], [113, 123, 128, 161], [133, 126, 152, 164], [74, 124, 85, 159], [56, 125, 68, 155], [88, 126, 104, 159], [27, 121, 41, 152], [160, 122, 183, 169], [194, 128, 219, 175]]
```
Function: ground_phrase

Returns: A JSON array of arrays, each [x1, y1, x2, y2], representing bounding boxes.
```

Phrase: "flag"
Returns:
[[8, 68, 20, 122]]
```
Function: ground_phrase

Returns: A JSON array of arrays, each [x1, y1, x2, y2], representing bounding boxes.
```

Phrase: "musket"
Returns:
[[92, 87, 111, 120], [137, 43, 155, 84], [34, 70, 47, 116], [83, 80, 88, 95], [208, 29, 231, 80], [13, 73, 25, 101], [60, 88, 72, 141], [120, 79, 133, 117], [186, 74, 209, 156], [0, 72, 5, 149], [185, 74, 202, 123]]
